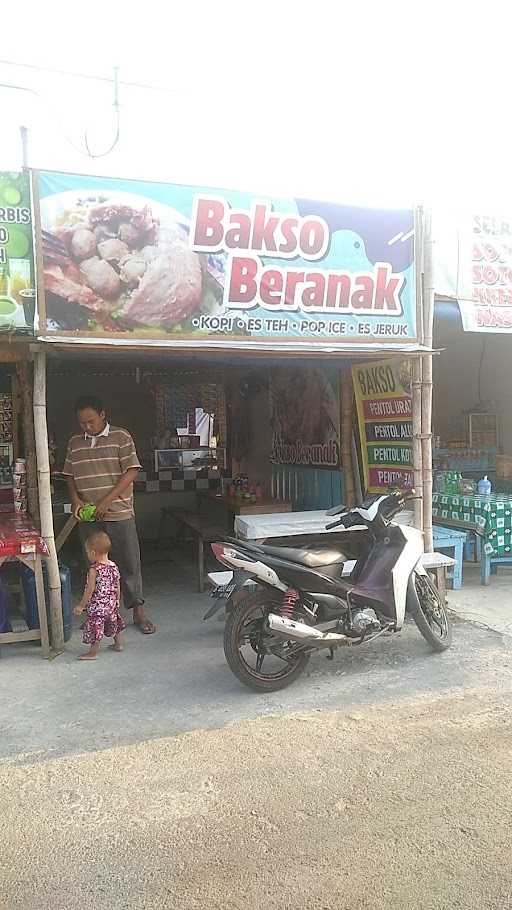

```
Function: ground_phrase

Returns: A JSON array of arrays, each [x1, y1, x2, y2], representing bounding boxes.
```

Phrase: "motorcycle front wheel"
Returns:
[[223, 591, 310, 692], [409, 572, 452, 651]]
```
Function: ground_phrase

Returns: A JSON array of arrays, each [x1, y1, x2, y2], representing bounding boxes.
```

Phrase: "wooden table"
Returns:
[[159, 508, 227, 593], [0, 512, 50, 657], [207, 492, 292, 517]]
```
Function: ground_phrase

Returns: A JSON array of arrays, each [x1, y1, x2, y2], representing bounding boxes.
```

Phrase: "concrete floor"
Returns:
[[1, 551, 512, 764], [449, 562, 512, 635], [3, 552, 512, 908]]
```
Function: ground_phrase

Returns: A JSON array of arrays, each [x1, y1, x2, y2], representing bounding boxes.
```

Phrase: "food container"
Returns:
[[14, 458, 26, 474]]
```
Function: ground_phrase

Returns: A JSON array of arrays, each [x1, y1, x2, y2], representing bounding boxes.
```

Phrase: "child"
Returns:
[[74, 530, 126, 661]]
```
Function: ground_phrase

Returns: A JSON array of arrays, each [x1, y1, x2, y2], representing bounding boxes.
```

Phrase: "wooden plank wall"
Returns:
[[271, 465, 344, 510]]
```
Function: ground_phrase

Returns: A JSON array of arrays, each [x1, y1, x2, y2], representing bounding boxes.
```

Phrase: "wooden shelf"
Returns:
[[0, 629, 41, 644]]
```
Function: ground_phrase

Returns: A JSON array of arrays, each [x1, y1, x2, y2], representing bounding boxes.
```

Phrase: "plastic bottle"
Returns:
[[477, 475, 492, 495]]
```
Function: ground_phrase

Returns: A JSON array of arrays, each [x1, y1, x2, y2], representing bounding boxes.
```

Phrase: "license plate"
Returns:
[[210, 582, 236, 600], [208, 570, 235, 600]]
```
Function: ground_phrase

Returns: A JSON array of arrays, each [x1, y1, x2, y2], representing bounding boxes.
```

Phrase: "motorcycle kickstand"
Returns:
[[326, 647, 335, 661]]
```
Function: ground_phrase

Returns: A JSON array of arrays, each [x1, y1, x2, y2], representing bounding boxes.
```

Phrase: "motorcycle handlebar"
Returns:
[[325, 490, 420, 531], [325, 518, 346, 530]]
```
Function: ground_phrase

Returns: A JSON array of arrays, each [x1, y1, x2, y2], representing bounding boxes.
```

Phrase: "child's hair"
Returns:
[[86, 530, 111, 557]]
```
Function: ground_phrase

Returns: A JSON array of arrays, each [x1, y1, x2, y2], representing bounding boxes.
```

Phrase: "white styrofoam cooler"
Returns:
[[234, 509, 414, 541]]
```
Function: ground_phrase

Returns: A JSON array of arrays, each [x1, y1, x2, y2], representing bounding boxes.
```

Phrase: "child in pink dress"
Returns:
[[74, 530, 126, 660]]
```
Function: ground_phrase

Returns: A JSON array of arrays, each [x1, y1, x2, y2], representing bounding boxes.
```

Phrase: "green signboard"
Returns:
[[0, 172, 35, 333]]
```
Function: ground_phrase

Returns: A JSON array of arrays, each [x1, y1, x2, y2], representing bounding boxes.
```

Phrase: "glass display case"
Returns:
[[154, 447, 226, 473]]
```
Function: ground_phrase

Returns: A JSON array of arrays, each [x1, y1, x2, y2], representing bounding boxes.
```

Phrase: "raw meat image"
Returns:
[[41, 195, 223, 333]]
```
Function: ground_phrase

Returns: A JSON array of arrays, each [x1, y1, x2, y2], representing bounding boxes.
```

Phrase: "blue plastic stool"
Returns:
[[432, 525, 467, 590]]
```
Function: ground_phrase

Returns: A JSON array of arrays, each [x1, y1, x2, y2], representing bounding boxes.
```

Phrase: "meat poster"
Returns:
[[270, 367, 340, 469], [352, 359, 413, 493], [37, 170, 417, 349], [0, 172, 36, 333]]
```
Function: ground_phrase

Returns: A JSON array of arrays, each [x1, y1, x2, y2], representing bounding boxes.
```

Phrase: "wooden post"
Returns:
[[340, 370, 356, 507], [20, 125, 29, 169], [412, 358, 423, 531], [421, 209, 435, 553], [11, 369, 20, 461], [412, 205, 425, 534], [16, 359, 39, 521], [33, 350, 64, 651]]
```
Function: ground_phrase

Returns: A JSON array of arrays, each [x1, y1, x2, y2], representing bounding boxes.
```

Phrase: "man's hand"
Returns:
[[94, 496, 113, 519], [72, 498, 85, 520]]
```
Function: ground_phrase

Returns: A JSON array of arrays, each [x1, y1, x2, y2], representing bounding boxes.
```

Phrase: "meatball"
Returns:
[[119, 254, 147, 287], [80, 257, 121, 300], [70, 228, 97, 261], [97, 239, 129, 263]]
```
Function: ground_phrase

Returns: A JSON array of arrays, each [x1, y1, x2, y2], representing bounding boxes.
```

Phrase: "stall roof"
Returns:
[[37, 338, 433, 360]]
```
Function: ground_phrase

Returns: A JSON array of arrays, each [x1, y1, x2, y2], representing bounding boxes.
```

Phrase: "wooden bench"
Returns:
[[421, 552, 456, 604], [159, 508, 227, 593], [432, 525, 467, 590]]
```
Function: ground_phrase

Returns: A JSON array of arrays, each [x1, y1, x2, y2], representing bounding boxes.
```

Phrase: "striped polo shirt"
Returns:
[[63, 425, 141, 521]]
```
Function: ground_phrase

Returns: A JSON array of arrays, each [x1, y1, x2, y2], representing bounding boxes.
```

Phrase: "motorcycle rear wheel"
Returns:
[[409, 572, 452, 651], [224, 591, 311, 692]]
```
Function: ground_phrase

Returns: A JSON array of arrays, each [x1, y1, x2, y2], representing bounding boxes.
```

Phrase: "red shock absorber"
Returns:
[[281, 588, 300, 618]]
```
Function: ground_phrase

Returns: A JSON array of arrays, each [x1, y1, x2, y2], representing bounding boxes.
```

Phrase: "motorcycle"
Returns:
[[204, 490, 452, 692]]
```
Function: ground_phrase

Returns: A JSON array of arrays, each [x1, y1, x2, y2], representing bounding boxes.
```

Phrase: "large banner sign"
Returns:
[[456, 214, 512, 332], [0, 172, 35, 333], [352, 358, 413, 493], [270, 367, 340, 469], [38, 170, 417, 347], [436, 212, 512, 333]]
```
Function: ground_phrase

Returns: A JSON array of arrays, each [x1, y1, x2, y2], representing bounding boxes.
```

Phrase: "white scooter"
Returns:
[[206, 490, 452, 691]]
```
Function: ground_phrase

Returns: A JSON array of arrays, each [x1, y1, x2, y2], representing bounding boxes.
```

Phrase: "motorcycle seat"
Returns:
[[258, 544, 344, 568]]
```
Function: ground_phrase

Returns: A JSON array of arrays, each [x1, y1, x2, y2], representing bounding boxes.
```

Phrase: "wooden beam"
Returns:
[[0, 346, 28, 363], [0, 629, 41, 644], [421, 209, 435, 554], [33, 350, 64, 651], [55, 514, 77, 554], [340, 369, 356, 507]]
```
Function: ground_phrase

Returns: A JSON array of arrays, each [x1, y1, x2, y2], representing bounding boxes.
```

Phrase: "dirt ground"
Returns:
[[2, 686, 512, 909], [3, 557, 512, 909]]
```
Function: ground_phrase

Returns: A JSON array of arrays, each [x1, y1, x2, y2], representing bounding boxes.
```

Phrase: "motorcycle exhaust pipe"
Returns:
[[267, 613, 348, 648]]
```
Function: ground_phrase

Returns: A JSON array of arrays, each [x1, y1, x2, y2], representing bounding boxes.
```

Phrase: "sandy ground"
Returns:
[[3, 557, 512, 909], [2, 687, 512, 910]]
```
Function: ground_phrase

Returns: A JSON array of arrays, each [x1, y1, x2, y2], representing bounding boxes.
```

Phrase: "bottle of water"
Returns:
[[477, 475, 491, 496]]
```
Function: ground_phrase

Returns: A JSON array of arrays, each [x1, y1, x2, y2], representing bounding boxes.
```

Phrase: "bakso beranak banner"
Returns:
[[37, 170, 417, 347]]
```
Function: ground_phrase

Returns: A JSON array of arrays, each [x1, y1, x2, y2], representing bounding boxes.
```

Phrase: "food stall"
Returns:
[[31, 167, 430, 610]]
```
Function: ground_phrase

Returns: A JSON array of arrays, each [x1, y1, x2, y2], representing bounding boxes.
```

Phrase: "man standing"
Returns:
[[63, 395, 156, 635]]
